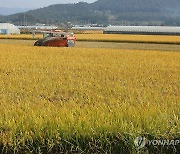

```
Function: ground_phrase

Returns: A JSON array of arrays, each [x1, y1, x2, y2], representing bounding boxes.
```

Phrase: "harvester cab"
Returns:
[[34, 31, 76, 47]]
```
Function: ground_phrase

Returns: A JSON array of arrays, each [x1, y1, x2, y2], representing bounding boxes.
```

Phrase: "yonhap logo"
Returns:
[[134, 136, 180, 149], [134, 136, 147, 149]]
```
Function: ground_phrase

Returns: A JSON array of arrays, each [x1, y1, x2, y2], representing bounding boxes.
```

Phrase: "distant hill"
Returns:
[[0, 7, 33, 15], [1, 0, 180, 26]]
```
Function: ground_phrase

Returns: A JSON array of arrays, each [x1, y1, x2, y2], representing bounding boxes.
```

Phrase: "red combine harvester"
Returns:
[[34, 31, 76, 47]]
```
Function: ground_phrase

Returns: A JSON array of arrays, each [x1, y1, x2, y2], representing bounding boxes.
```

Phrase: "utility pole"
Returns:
[[24, 13, 26, 27]]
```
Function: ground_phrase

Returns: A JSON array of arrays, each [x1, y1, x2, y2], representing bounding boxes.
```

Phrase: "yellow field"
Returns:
[[0, 42, 179, 153], [1, 33, 180, 44], [0, 34, 43, 39], [76, 34, 180, 44]]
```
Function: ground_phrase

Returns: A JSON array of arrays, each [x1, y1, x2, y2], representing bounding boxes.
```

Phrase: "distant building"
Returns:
[[0, 23, 20, 34], [17, 25, 58, 30], [71, 26, 105, 30], [104, 26, 180, 35]]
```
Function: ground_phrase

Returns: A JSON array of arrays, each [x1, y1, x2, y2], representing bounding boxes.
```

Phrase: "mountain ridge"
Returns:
[[1, 0, 180, 26], [0, 7, 34, 15]]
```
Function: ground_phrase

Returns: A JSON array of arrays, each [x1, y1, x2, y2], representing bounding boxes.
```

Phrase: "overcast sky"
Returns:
[[0, 0, 97, 8]]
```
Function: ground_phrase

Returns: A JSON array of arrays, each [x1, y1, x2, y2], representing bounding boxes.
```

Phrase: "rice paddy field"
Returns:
[[1, 33, 180, 44], [0, 34, 180, 153]]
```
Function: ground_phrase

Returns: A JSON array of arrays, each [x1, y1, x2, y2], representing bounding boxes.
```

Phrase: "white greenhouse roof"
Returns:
[[71, 26, 105, 30], [0, 23, 20, 34], [17, 25, 58, 30], [104, 26, 180, 34]]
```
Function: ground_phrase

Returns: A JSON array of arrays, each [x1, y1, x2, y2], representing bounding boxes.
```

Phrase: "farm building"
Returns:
[[71, 26, 105, 30], [0, 23, 20, 34], [104, 26, 180, 35], [18, 25, 58, 30]]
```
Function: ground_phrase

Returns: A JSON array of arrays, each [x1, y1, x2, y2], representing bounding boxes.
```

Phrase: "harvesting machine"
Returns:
[[34, 31, 76, 47]]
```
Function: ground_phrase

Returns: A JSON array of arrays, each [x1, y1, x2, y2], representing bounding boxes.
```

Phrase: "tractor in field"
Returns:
[[34, 31, 76, 47]]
